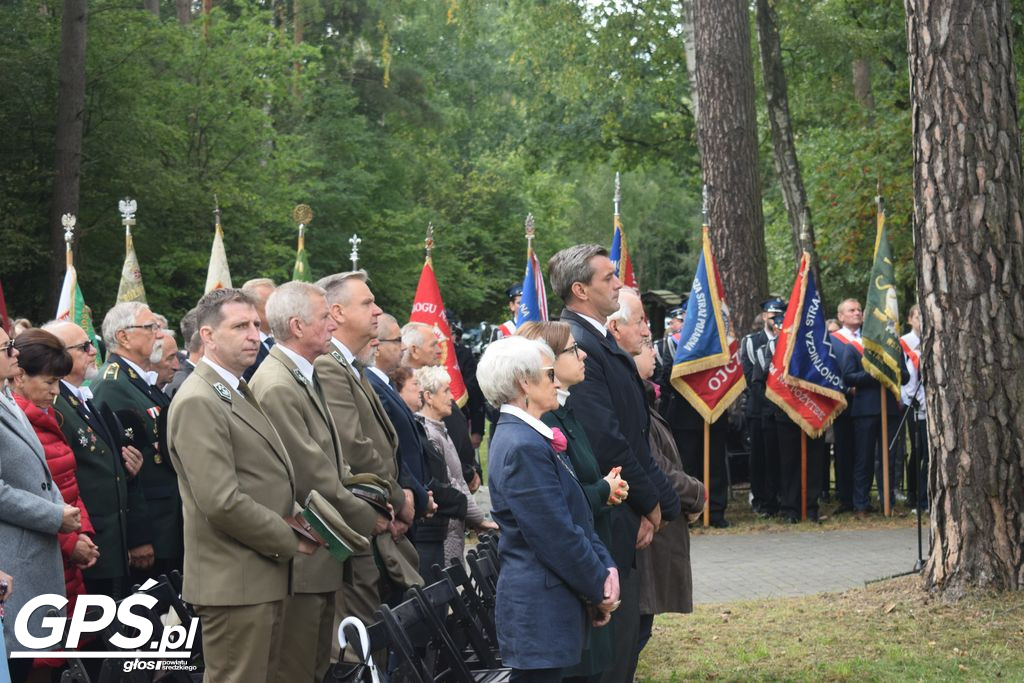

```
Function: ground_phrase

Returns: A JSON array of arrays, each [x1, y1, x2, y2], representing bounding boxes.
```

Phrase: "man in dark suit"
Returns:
[[46, 321, 149, 601], [165, 307, 200, 399], [92, 302, 180, 580], [548, 244, 677, 683], [241, 277, 276, 381]]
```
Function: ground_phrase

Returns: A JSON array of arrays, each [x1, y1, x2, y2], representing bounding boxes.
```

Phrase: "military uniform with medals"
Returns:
[[91, 353, 183, 576], [54, 382, 150, 599]]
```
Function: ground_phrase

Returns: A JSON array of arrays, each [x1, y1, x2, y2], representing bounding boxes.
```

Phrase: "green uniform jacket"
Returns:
[[91, 353, 182, 562], [249, 346, 380, 594], [53, 384, 150, 581], [542, 403, 614, 678]]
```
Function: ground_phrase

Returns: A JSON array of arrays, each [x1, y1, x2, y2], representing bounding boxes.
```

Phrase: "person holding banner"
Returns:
[[829, 299, 863, 514], [901, 305, 928, 512]]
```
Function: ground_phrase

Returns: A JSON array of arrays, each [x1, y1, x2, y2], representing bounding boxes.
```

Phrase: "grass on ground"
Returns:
[[637, 575, 1024, 682]]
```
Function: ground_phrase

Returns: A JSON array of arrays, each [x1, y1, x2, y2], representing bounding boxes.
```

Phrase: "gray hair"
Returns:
[[476, 336, 554, 407], [242, 277, 276, 291], [378, 313, 399, 337], [265, 281, 326, 342], [102, 302, 149, 351], [401, 322, 434, 363], [316, 270, 368, 306], [548, 244, 609, 303], [415, 365, 451, 395], [153, 313, 169, 330], [606, 287, 641, 326], [180, 307, 201, 353]]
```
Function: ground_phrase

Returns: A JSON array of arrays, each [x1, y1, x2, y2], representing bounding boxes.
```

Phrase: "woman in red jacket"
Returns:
[[11, 330, 99, 624]]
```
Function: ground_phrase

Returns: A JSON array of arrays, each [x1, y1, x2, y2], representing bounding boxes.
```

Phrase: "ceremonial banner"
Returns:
[[515, 244, 548, 325], [204, 219, 232, 293], [670, 227, 745, 422], [116, 233, 147, 303], [0, 279, 8, 333], [292, 240, 312, 282], [56, 264, 100, 347], [862, 209, 901, 396], [410, 259, 467, 407], [765, 252, 847, 438], [610, 214, 638, 289]]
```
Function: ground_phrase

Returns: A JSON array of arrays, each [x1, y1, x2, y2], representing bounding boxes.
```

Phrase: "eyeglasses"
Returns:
[[1, 340, 14, 358], [66, 340, 95, 354], [540, 366, 556, 383], [559, 342, 581, 359], [378, 337, 402, 344], [125, 322, 161, 333]]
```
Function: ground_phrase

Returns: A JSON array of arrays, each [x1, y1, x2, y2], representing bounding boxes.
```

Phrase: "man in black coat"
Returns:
[[549, 244, 678, 683]]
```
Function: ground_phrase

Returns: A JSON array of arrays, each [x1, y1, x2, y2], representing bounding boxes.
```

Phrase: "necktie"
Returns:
[[310, 371, 330, 414], [236, 379, 264, 413], [265, 337, 275, 350]]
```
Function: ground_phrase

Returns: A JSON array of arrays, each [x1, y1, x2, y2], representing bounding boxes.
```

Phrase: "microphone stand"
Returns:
[[885, 372, 928, 574]]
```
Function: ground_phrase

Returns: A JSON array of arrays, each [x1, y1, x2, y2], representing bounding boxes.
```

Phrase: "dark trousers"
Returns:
[[130, 556, 182, 589], [84, 574, 130, 602], [852, 415, 900, 510], [748, 415, 778, 513], [776, 419, 824, 519], [675, 426, 729, 521], [414, 540, 445, 583], [760, 416, 780, 514], [909, 415, 929, 509], [599, 569, 640, 683], [8, 657, 32, 683], [832, 412, 855, 508]]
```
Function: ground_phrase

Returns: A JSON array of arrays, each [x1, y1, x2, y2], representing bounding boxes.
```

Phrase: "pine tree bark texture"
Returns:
[[49, 0, 87, 302], [754, 0, 824, 308], [694, 0, 768, 333], [905, 0, 1024, 596]]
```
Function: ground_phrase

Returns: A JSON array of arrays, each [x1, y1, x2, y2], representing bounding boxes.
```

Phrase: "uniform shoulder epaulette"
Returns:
[[212, 382, 232, 403], [330, 350, 345, 365], [292, 368, 309, 386], [102, 363, 120, 380]]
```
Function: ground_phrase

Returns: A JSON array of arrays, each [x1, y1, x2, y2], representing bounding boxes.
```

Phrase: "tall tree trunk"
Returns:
[[693, 0, 768, 333], [905, 0, 1024, 597], [680, 0, 699, 125], [143, 0, 159, 18], [755, 0, 824, 308], [49, 0, 88, 306], [176, 0, 191, 25], [851, 58, 875, 110]]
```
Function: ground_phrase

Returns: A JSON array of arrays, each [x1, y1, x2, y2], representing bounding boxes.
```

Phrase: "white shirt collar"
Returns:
[[121, 356, 158, 386], [839, 326, 861, 340], [259, 330, 272, 344], [576, 311, 608, 338], [500, 404, 553, 439], [202, 356, 241, 391], [330, 337, 362, 379], [367, 366, 390, 385], [276, 343, 316, 383], [62, 379, 93, 403], [556, 389, 570, 407]]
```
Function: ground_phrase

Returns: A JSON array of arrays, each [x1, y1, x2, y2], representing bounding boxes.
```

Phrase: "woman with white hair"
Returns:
[[414, 365, 497, 564], [479, 336, 619, 682]]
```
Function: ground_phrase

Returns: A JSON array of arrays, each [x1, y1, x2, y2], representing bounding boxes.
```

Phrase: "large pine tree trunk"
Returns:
[[49, 0, 88, 304], [680, 0, 699, 125], [754, 0, 824, 307], [905, 0, 1024, 597], [694, 0, 768, 333]]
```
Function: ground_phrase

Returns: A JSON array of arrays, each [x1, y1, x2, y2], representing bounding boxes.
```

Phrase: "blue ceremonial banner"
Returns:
[[672, 227, 732, 374], [765, 252, 847, 437], [515, 247, 548, 325], [670, 227, 745, 422]]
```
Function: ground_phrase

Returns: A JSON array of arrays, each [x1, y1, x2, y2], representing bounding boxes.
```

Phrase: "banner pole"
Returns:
[[881, 387, 891, 516], [703, 420, 710, 528], [801, 431, 807, 521]]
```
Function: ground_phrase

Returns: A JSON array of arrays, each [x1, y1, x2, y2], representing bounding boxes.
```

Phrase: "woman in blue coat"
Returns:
[[478, 336, 618, 683]]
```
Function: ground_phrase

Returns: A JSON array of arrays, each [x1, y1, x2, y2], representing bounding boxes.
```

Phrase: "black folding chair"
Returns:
[[331, 618, 391, 683], [413, 576, 501, 669], [466, 550, 499, 606], [442, 560, 498, 652]]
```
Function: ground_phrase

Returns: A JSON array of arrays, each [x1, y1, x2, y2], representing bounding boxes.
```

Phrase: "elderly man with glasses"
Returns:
[[91, 302, 181, 583], [45, 320, 150, 602]]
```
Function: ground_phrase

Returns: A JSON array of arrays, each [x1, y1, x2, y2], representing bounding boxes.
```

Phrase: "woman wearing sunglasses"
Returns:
[[0, 327, 80, 683], [516, 321, 628, 682], [479, 336, 618, 683]]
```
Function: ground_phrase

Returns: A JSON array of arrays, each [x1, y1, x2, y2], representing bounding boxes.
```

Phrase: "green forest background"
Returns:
[[2, 0, 1023, 328]]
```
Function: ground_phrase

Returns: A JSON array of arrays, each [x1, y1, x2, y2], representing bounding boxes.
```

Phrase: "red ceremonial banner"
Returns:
[[410, 259, 467, 406], [675, 339, 745, 423]]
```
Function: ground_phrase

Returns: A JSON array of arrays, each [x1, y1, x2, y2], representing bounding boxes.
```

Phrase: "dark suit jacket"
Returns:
[[839, 339, 908, 418], [54, 384, 149, 579], [242, 338, 273, 382], [367, 369, 430, 515], [163, 359, 195, 400], [560, 309, 680, 571], [487, 412, 613, 669], [92, 353, 179, 561]]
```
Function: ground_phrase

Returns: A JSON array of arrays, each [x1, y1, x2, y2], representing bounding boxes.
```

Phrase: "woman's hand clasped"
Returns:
[[604, 466, 628, 506]]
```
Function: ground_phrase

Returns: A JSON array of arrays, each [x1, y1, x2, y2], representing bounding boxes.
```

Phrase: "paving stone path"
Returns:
[[690, 526, 923, 604]]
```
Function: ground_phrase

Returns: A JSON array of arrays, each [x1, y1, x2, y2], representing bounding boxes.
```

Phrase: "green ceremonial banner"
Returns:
[[292, 239, 312, 282], [862, 209, 901, 397]]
